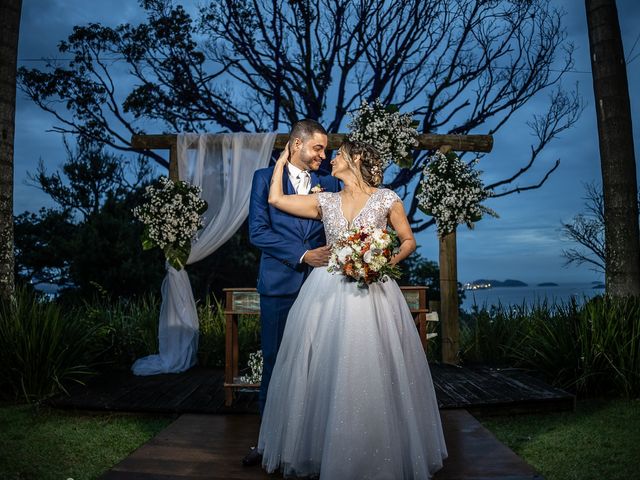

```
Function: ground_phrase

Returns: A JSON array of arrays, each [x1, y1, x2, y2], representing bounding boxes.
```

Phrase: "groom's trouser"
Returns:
[[259, 293, 298, 416]]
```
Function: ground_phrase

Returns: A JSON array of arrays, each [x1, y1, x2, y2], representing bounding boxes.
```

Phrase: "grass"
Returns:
[[1, 399, 638, 479], [479, 398, 640, 480], [0, 404, 173, 480]]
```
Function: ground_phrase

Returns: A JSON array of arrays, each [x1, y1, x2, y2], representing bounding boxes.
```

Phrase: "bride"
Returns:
[[258, 140, 447, 479]]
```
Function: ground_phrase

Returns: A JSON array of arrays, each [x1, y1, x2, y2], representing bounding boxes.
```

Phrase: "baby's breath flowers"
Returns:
[[417, 151, 498, 236], [347, 99, 419, 169], [240, 350, 263, 384], [132, 176, 208, 270]]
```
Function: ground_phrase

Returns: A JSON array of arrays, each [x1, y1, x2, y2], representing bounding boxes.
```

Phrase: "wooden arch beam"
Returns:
[[131, 133, 493, 152]]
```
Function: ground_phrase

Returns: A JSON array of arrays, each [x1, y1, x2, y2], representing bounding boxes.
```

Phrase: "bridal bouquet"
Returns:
[[132, 176, 208, 270], [347, 99, 419, 169], [328, 226, 401, 288]]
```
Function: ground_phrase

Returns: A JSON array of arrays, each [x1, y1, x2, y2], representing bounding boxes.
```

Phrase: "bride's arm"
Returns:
[[387, 201, 416, 265], [268, 143, 321, 219]]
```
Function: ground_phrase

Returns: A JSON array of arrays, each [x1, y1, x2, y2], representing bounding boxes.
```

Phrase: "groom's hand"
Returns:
[[302, 246, 331, 267]]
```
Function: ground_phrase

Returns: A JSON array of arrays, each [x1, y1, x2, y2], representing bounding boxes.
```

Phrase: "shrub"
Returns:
[[81, 293, 160, 370], [461, 295, 640, 397], [0, 288, 101, 402], [197, 295, 261, 369]]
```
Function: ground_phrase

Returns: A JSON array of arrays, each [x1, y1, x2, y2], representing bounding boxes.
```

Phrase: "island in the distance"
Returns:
[[464, 279, 528, 289], [537, 282, 559, 287]]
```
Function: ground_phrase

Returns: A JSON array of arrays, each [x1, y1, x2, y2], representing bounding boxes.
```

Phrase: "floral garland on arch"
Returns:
[[347, 99, 419, 169], [417, 151, 498, 236], [132, 176, 208, 270]]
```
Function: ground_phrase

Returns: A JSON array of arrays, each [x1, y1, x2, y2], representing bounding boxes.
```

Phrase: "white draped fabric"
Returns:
[[132, 132, 276, 375]]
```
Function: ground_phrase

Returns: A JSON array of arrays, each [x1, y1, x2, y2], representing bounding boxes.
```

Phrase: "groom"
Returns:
[[243, 119, 340, 465]]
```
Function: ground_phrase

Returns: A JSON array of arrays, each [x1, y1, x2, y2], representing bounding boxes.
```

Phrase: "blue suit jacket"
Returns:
[[249, 166, 341, 296]]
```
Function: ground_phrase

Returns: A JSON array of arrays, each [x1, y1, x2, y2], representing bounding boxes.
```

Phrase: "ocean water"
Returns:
[[460, 283, 603, 312]]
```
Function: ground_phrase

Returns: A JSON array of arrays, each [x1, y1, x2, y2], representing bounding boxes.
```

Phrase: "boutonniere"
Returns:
[[310, 183, 325, 193]]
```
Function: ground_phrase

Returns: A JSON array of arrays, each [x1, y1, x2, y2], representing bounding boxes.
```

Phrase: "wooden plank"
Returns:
[[434, 410, 543, 480], [48, 365, 574, 416], [100, 410, 541, 480], [131, 133, 494, 153]]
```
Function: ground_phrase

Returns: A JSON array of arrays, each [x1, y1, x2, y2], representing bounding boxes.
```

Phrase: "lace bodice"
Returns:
[[317, 189, 402, 245]]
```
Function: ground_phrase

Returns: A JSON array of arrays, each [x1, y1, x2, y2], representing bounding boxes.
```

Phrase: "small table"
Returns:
[[223, 286, 437, 406]]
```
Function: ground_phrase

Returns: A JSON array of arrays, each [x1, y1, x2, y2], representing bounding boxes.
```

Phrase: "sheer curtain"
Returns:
[[132, 133, 276, 375]]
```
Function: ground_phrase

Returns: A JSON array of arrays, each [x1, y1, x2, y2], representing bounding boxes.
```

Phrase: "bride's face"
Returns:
[[330, 148, 353, 179]]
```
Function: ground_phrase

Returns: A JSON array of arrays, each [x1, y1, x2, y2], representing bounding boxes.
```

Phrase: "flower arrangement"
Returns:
[[310, 183, 325, 193], [239, 350, 263, 384], [132, 176, 208, 270], [347, 99, 419, 169], [327, 226, 401, 288], [416, 150, 497, 236]]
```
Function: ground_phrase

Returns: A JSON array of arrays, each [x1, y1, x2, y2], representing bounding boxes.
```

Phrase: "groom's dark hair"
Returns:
[[290, 119, 327, 143]]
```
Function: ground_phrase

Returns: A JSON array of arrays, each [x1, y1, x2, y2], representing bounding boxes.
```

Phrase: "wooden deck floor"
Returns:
[[100, 410, 542, 480], [49, 364, 574, 415]]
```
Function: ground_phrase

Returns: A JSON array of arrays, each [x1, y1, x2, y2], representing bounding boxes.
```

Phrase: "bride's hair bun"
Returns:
[[340, 140, 384, 187]]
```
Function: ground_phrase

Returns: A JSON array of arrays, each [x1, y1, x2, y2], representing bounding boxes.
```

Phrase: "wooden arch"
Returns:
[[131, 132, 494, 365]]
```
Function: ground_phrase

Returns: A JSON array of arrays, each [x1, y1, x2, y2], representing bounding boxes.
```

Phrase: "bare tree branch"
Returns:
[[18, 0, 581, 230]]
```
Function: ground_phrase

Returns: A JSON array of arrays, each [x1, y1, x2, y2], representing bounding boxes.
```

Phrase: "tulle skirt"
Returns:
[[258, 267, 447, 479]]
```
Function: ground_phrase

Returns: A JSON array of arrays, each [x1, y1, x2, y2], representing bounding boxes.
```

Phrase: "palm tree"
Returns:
[[0, 0, 23, 299], [586, 0, 640, 296]]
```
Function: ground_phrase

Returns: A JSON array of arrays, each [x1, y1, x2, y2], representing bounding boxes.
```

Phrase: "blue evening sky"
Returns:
[[13, 0, 640, 285]]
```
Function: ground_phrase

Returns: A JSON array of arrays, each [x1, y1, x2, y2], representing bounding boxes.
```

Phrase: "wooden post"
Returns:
[[168, 143, 179, 181], [224, 290, 235, 406], [439, 229, 459, 364], [437, 145, 460, 365]]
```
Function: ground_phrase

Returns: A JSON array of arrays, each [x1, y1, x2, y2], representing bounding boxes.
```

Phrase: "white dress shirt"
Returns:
[[288, 162, 311, 195], [287, 162, 312, 263]]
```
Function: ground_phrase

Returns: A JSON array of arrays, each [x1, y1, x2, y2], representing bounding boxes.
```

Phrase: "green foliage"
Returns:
[[14, 141, 166, 300], [67, 193, 166, 299], [13, 208, 77, 287], [398, 251, 466, 305], [196, 294, 261, 369], [398, 252, 439, 293], [196, 295, 226, 368], [0, 288, 101, 402], [0, 288, 261, 401], [0, 404, 172, 480], [480, 399, 640, 480], [460, 296, 640, 397], [460, 303, 530, 366], [80, 294, 161, 371]]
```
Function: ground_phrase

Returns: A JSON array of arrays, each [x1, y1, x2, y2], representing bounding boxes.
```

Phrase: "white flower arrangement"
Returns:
[[347, 99, 419, 169], [132, 176, 208, 270], [417, 151, 498, 236], [239, 350, 263, 384]]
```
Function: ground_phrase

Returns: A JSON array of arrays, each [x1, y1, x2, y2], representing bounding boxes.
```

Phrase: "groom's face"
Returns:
[[293, 132, 327, 171]]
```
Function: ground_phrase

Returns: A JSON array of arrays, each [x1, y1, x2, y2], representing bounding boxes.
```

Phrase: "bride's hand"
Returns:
[[276, 142, 290, 167]]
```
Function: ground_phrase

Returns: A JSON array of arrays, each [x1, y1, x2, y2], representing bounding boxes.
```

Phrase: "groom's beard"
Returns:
[[300, 150, 323, 171]]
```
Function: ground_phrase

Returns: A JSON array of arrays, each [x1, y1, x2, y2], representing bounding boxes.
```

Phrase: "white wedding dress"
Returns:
[[258, 189, 447, 479]]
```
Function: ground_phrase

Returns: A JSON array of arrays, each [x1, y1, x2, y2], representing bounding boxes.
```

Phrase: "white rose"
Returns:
[[337, 246, 352, 263]]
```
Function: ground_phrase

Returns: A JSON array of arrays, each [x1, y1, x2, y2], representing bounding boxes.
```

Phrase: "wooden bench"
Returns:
[[223, 286, 438, 406]]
